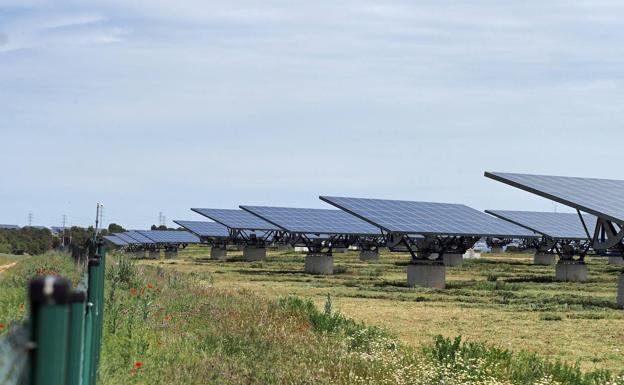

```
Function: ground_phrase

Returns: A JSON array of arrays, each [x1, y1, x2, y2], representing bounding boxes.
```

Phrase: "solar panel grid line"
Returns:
[[320, 196, 538, 238], [239, 206, 382, 236], [485, 210, 597, 240], [124, 231, 156, 244], [104, 235, 128, 246], [138, 230, 200, 244], [114, 233, 142, 245], [485, 171, 624, 225], [173, 220, 230, 238], [191, 208, 280, 231]]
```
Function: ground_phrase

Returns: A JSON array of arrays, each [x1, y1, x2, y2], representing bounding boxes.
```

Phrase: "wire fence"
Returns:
[[0, 239, 106, 385]]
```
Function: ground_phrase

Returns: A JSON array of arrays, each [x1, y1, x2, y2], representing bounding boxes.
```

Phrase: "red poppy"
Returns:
[[140, 287, 144, 291], [0, 324, 5, 329], [130, 289, 137, 295], [134, 362, 142, 368], [147, 284, 153, 289], [140, 293, 145, 297]]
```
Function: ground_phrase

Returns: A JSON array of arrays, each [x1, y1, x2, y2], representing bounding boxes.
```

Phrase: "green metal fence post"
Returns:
[[66, 289, 87, 385], [92, 240, 107, 382], [28, 276, 72, 385], [82, 251, 100, 385]]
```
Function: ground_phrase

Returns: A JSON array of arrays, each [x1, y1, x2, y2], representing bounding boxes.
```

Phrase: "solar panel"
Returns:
[[485, 172, 624, 225], [320, 196, 538, 238], [138, 230, 200, 244], [50, 226, 65, 233], [191, 208, 280, 231], [0, 224, 20, 230], [485, 210, 597, 240], [104, 235, 129, 246], [123, 231, 156, 245], [240, 206, 381, 235], [173, 220, 230, 238], [114, 233, 142, 245]]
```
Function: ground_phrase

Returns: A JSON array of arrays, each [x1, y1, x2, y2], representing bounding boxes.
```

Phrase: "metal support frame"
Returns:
[[530, 237, 589, 262], [385, 232, 479, 262]]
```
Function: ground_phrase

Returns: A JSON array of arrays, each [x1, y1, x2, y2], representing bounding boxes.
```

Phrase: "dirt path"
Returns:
[[0, 262, 17, 274]]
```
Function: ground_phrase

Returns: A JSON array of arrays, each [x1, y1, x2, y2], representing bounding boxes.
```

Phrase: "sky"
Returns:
[[2, 1, 624, 229]]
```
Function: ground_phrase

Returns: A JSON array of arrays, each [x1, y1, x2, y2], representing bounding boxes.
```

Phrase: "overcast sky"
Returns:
[[2, 1, 624, 229]]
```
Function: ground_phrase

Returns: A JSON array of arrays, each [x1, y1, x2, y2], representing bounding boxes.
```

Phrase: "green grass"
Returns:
[[141, 247, 624, 373], [0, 251, 81, 330], [100, 253, 624, 385]]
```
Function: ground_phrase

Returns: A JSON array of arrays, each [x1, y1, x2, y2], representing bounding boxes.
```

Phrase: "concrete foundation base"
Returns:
[[617, 274, 624, 308], [333, 247, 347, 253], [210, 247, 227, 260], [555, 261, 588, 282], [490, 246, 504, 254], [359, 250, 379, 261], [443, 253, 463, 267], [407, 262, 446, 288], [164, 250, 178, 259], [148, 250, 160, 259], [243, 247, 266, 262], [534, 253, 556, 266], [304, 254, 334, 275], [608, 256, 624, 265]]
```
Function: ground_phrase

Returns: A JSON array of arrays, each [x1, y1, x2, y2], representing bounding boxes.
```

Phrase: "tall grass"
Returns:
[[0, 251, 80, 330], [99, 258, 624, 385]]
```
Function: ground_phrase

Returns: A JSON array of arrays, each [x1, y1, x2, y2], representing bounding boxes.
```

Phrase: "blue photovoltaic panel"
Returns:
[[240, 206, 381, 236], [485, 210, 597, 240], [104, 235, 129, 246], [0, 224, 20, 230], [114, 233, 142, 245], [124, 231, 156, 244], [138, 230, 200, 244], [320, 196, 538, 238], [174, 220, 230, 238], [485, 172, 624, 225], [192, 208, 280, 231]]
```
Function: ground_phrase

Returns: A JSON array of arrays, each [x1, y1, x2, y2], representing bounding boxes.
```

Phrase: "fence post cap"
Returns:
[[70, 289, 87, 303], [29, 276, 72, 305]]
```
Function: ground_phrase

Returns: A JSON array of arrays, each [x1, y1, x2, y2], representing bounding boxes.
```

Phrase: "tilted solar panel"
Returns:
[[138, 230, 200, 244], [0, 224, 20, 230], [124, 231, 156, 244], [240, 206, 381, 235], [104, 235, 129, 246], [320, 196, 537, 238], [485, 172, 624, 225], [485, 210, 597, 240], [114, 233, 142, 245], [191, 208, 280, 231], [173, 220, 230, 238]]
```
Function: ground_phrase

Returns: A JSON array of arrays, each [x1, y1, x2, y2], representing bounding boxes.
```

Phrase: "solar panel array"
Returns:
[[125, 231, 156, 244], [0, 224, 20, 230], [486, 210, 597, 240], [104, 235, 129, 246], [240, 206, 382, 235], [114, 232, 142, 245], [485, 172, 624, 225], [173, 220, 230, 238], [138, 230, 200, 244], [192, 208, 280, 231], [320, 196, 537, 238]]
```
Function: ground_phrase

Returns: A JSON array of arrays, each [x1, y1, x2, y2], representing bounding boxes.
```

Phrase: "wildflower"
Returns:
[[140, 293, 145, 297], [140, 287, 144, 291], [0, 324, 5, 329], [130, 289, 137, 295], [147, 284, 153, 289], [19, 303, 25, 311], [134, 362, 142, 369]]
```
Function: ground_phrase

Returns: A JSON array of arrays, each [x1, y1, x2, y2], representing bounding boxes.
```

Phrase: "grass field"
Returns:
[[141, 246, 624, 373]]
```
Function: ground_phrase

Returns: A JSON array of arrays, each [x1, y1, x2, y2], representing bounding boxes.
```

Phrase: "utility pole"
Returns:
[[62, 214, 67, 247], [28, 213, 33, 227], [95, 203, 104, 236]]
